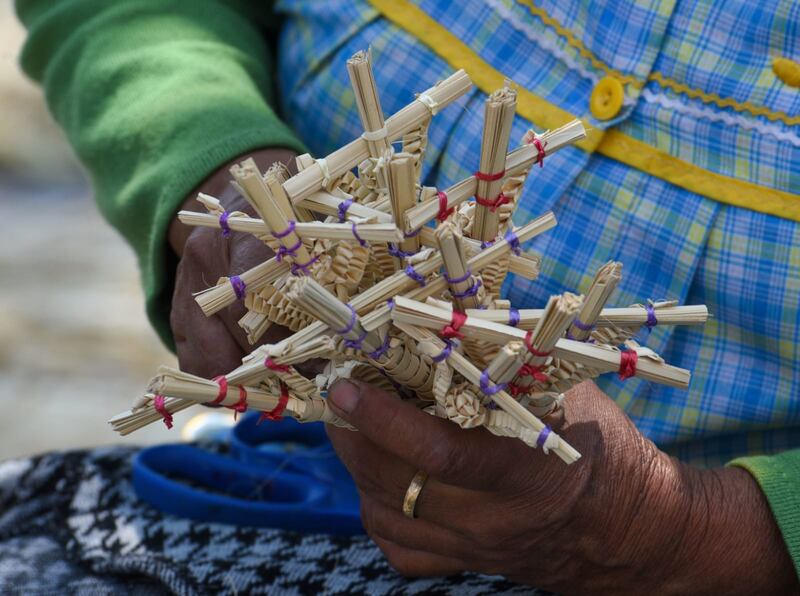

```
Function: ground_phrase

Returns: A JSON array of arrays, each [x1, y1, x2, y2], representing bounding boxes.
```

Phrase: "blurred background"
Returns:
[[0, 1, 180, 458]]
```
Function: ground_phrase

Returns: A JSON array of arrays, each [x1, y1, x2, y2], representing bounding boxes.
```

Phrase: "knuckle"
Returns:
[[182, 233, 207, 261], [421, 436, 467, 481], [184, 228, 222, 264]]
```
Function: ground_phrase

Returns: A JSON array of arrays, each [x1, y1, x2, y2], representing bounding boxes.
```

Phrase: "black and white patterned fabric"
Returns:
[[0, 447, 535, 595]]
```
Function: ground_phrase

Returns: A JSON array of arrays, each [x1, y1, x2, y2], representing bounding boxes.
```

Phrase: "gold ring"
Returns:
[[402, 470, 428, 519]]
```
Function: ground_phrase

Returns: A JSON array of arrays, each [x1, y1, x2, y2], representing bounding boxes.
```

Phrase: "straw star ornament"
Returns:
[[111, 50, 708, 465]]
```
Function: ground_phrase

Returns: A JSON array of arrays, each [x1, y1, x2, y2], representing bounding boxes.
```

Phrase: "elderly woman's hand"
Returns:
[[326, 379, 795, 594], [167, 148, 296, 378]]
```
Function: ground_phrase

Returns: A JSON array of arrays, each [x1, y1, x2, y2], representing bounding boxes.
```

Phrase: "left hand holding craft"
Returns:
[[326, 379, 796, 593]]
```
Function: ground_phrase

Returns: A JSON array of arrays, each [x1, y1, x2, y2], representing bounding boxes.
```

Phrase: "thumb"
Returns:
[[328, 379, 510, 489]]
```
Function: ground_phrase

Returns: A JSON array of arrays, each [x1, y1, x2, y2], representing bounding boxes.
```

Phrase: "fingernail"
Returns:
[[329, 379, 360, 414]]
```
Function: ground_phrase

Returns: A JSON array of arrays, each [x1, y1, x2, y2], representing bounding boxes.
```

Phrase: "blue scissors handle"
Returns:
[[132, 416, 363, 535]]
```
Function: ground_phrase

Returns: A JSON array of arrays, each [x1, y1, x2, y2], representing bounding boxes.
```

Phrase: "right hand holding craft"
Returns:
[[325, 378, 794, 593]]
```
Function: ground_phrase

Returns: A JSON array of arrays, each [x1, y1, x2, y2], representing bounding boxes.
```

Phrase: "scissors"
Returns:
[[132, 414, 363, 535]]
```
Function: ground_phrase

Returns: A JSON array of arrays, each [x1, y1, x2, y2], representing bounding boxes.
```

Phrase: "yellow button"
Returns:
[[590, 76, 625, 120], [773, 57, 800, 88]]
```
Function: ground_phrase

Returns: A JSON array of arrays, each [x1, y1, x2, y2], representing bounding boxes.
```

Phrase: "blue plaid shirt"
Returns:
[[274, 0, 800, 467]]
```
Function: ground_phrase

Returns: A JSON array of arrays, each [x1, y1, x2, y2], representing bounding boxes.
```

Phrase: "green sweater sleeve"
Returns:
[[15, 0, 306, 350], [729, 449, 800, 577]]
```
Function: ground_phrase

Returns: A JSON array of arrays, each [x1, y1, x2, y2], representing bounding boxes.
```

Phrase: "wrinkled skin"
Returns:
[[326, 379, 796, 595], [169, 151, 796, 594], [168, 148, 297, 378]]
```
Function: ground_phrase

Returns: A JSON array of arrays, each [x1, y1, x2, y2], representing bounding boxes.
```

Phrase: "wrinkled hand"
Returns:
[[326, 379, 795, 594], [168, 148, 297, 378]]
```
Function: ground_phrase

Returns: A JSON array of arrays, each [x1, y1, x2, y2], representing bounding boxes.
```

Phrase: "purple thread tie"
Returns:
[[404, 264, 426, 286], [479, 369, 507, 396], [509, 308, 520, 327], [567, 329, 595, 343], [290, 254, 320, 275], [480, 239, 495, 250], [336, 304, 358, 335], [388, 244, 416, 259], [276, 238, 303, 262], [386, 298, 395, 310], [403, 227, 422, 238], [572, 317, 595, 332], [452, 279, 482, 299], [504, 229, 521, 255], [272, 220, 296, 239], [219, 211, 232, 237], [229, 275, 247, 300], [367, 334, 391, 360], [444, 269, 472, 284], [337, 199, 353, 222], [351, 223, 367, 247], [343, 329, 367, 350], [431, 339, 453, 363], [645, 303, 658, 329], [536, 425, 552, 448]]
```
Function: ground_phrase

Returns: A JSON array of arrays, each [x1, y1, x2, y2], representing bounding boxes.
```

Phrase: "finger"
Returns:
[[173, 304, 244, 378], [327, 424, 479, 525], [372, 535, 466, 578], [328, 379, 517, 489], [327, 423, 415, 500], [177, 224, 255, 355], [215, 301, 249, 352], [172, 246, 245, 378], [360, 492, 476, 560]]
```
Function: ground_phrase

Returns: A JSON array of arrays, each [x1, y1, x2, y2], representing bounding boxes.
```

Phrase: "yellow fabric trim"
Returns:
[[514, 0, 642, 88], [649, 72, 800, 126], [514, 0, 800, 127], [376, 0, 603, 152], [601, 131, 800, 221], [366, 0, 800, 222]]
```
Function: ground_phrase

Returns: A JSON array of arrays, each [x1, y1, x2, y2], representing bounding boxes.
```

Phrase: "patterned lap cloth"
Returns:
[[0, 447, 531, 595], [275, 0, 800, 467]]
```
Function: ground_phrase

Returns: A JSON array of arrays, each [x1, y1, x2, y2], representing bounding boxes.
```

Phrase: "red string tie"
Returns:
[[153, 394, 173, 429], [258, 382, 290, 424], [264, 358, 290, 374], [441, 310, 468, 340], [507, 383, 528, 397], [436, 190, 454, 222], [531, 137, 546, 168], [523, 330, 552, 358], [230, 385, 248, 420], [210, 375, 228, 405], [518, 363, 549, 383], [474, 192, 511, 213], [618, 349, 638, 380], [474, 169, 505, 182], [474, 168, 509, 212]]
